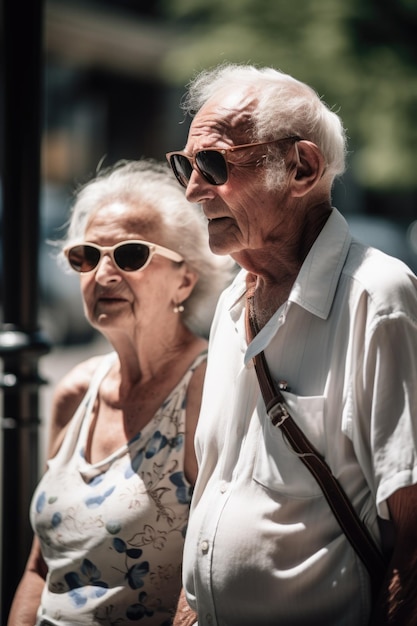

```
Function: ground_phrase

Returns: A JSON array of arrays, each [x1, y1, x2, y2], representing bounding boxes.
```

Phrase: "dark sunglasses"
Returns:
[[166, 136, 300, 188], [64, 240, 184, 274]]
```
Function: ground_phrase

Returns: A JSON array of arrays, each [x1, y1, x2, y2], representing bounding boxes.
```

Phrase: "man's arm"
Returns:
[[370, 483, 417, 624]]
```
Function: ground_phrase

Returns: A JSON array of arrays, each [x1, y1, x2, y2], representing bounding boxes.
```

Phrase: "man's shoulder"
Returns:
[[343, 239, 417, 308]]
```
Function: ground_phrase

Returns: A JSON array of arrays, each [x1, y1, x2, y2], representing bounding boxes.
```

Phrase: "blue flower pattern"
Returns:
[[30, 351, 206, 625]]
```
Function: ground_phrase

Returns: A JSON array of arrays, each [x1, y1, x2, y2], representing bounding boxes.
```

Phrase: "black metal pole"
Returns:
[[0, 0, 50, 619]]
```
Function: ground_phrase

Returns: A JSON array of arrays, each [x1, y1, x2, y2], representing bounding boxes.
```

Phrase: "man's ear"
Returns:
[[290, 140, 326, 197]]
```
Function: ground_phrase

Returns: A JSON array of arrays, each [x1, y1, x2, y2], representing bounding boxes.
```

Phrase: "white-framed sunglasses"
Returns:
[[64, 240, 184, 274]]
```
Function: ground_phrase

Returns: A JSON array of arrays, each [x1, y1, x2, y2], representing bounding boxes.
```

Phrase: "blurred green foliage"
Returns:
[[158, 0, 417, 191]]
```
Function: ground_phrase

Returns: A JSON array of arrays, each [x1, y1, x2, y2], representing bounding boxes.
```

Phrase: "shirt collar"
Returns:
[[289, 208, 351, 319]]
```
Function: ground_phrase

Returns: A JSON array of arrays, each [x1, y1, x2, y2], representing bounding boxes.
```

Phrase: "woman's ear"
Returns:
[[175, 266, 199, 304], [290, 140, 326, 197]]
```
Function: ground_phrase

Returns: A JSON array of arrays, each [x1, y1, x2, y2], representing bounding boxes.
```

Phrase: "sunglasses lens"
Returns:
[[67, 245, 100, 272], [196, 150, 228, 185], [170, 154, 193, 188], [114, 243, 150, 271]]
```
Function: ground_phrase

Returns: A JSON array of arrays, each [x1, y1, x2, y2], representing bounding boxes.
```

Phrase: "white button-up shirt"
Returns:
[[183, 209, 417, 626]]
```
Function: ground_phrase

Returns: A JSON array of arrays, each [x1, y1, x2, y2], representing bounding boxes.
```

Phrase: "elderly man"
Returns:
[[167, 64, 417, 625]]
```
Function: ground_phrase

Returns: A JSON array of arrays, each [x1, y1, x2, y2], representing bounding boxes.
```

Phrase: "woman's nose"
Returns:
[[94, 254, 122, 284]]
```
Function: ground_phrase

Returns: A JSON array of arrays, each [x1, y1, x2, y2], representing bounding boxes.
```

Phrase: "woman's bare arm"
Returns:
[[7, 536, 47, 626], [183, 358, 206, 485], [173, 357, 207, 626], [6, 355, 101, 625]]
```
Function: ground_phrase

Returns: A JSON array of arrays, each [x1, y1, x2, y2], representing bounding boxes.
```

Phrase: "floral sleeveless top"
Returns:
[[31, 350, 207, 626]]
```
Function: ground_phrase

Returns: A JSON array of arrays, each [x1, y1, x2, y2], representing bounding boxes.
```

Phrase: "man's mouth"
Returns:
[[207, 215, 228, 222]]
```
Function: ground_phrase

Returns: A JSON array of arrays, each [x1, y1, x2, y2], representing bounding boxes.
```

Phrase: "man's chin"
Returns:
[[208, 238, 234, 256], [207, 224, 237, 256]]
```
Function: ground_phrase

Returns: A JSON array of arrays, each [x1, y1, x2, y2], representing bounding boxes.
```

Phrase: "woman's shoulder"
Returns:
[[183, 337, 208, 401], [47, 353, 114, 458], [55, 354, 110, 401]]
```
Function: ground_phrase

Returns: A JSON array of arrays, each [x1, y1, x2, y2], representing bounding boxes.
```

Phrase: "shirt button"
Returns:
[[246, 359, 254, 369], [220, 481, 227, 493], [201, 540, 209, 553]]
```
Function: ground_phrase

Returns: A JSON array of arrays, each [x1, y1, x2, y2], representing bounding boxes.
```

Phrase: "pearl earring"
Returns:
[[173, 303, 185, 313]]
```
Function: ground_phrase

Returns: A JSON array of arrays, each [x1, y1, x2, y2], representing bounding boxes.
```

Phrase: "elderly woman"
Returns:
[[7, 159, 234, 626]]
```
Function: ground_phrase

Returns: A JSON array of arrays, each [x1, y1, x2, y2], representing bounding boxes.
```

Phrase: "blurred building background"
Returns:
[[3, 0, 417, 343], [1, 0, 417, 617]]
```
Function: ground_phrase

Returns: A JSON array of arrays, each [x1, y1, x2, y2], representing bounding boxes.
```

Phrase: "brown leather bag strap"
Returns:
[[247, 306, 386, 599]]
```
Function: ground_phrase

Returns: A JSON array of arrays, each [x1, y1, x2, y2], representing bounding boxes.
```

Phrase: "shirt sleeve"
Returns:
[[354, 279, 417, 520]]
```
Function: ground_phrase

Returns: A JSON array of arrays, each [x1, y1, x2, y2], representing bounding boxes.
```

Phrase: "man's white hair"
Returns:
[[182, 63, 347, 188]]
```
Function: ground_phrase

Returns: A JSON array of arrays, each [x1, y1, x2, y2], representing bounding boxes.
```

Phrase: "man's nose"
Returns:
[[185, 169, 217, 203]]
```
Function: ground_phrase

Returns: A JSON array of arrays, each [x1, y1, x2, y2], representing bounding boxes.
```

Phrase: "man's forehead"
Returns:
[[190, 88, 258, 140], [214, 86, 258, 113]]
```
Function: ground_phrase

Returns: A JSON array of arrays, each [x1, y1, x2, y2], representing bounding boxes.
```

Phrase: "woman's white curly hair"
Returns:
[[58, 158, 236, 337]]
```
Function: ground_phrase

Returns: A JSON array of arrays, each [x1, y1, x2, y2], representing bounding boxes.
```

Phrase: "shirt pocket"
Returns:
[[253, 393, 326, 498]]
